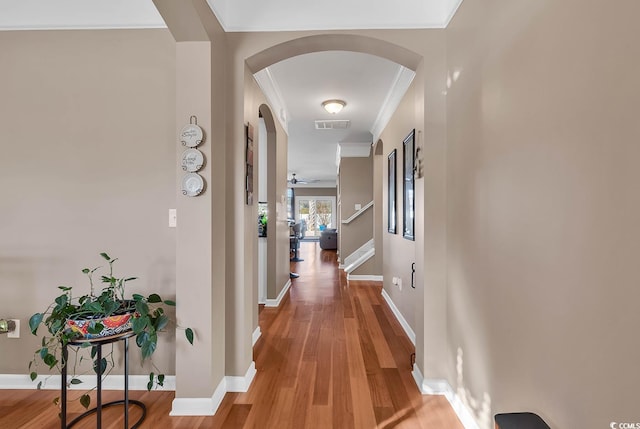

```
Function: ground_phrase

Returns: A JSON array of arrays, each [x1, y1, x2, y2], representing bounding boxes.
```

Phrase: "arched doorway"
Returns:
[[258, 104, 279, 307]]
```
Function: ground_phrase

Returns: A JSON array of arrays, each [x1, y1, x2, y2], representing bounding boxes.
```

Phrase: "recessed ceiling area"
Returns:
[[256, 51, 413, 186], [0, 0, 166, 30], [207, 0, 464, 31], [0, 0, 464, 31]]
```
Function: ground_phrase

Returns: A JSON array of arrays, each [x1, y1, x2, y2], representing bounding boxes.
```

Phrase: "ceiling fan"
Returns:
[[288, 173, 316, 185]]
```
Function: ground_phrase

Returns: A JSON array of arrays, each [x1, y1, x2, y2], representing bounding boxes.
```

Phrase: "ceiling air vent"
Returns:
[[314, 119, 350, 130]]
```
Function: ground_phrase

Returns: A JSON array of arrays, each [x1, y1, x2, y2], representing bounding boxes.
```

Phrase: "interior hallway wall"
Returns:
[[154, 0, 230, 401], [230, 28, 448, 394], [446, 1, 640, 427], [293, 187, 337, 199], [0, 29, 177, 376], [243, 70, 290, 370], [339, 154, 376, 275], [379, 77, 422, 342]]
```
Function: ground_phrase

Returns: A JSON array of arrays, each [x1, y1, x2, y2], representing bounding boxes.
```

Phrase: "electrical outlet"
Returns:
[[8, 319, 20, 338]]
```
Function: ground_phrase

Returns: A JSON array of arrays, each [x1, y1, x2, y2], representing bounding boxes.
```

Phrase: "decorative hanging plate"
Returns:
[[179, 124, 204, 147], [181, 148, 205, 172], [182, 173, 205, 197]]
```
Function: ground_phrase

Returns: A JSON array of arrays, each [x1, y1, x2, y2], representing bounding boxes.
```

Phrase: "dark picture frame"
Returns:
[[245, 122, 254, 205], [387, 149, 397, 234], [403, 129, 415, 241]]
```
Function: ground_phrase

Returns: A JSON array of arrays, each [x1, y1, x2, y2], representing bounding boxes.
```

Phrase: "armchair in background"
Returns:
[[319, 228, 338, 250]]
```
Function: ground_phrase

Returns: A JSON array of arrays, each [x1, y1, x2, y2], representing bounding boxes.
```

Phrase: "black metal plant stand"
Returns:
[[60, 331, 147, 429]]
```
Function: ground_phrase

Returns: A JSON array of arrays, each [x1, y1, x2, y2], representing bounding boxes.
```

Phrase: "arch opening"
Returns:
[[246, 34, 422, 74]]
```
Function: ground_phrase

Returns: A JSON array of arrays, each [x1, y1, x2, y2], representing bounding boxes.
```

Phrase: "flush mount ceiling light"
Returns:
[[322, 99, 346, 114]]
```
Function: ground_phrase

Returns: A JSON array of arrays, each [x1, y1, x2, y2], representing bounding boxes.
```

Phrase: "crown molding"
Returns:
[[370, 65, 416, 143], [338, 142, 372, 158], [253, 67, 290, 135], [443, 0, 466, 27]]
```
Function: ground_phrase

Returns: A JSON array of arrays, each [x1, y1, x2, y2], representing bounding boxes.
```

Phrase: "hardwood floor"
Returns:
[[0, 242, 463, 428]]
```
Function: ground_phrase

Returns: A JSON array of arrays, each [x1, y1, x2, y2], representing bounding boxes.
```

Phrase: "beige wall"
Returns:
[[293, 187, 337, 199], [7, 10, 634, 425], [372, 141, 384, 275], [0, 29, 177, 375], [245, 71, 290, 302], [446, 0, 640, 427], [377, 35, 448, 384], [338, 155, 374, 266], [379, 77, 422, 337], [261, 105, 290, 303], [0, 17, 450, 415], [174, 40, 225, 398], [155, 0, 230, 399], [228, 29, 448, 402]]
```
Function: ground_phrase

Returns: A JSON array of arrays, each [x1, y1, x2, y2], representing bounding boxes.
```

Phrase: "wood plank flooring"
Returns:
[[0, 242, 463, 428]]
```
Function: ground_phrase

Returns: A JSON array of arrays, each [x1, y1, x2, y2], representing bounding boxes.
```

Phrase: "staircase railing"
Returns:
[[341, 201, 373, 224], [343, 239, 375, 273]]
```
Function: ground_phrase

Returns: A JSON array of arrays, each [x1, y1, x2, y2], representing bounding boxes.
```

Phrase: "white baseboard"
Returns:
[[0, 373, 175, 391], [170, 396, 217, 416], [226, 361, 256, 392], [346, 274, 383, 282], [252, 326, 262, 346], [170, 360, 256, 416], [338, 264, 344, 269], [411, 365, 480, 429], [380, 288, 416, 345], [5, 361, 257, 418], [265, 279, 291, 308]]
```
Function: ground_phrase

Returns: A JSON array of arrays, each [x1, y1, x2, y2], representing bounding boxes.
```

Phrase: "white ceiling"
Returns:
[[0, 0, 166, 30], [0, 0, 461, 187], [258, 51, 412, 186], [0, 0, 463, 31], [207, 0, 463, 32]]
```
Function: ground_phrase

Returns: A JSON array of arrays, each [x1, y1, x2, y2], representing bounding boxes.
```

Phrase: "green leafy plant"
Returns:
[[28, 252, 193, 409]]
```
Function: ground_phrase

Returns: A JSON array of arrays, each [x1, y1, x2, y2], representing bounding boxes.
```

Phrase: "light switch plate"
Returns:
[[169, 209, 177, 228]]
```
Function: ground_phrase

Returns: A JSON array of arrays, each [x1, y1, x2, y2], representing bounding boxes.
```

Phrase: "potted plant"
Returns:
[[28, 252, 193, 409]]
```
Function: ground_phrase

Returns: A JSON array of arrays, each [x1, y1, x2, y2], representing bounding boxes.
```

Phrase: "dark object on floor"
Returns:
[[495, 412, 551, 429], [319, 228, 338, 250], [290, 222, 304, 262]]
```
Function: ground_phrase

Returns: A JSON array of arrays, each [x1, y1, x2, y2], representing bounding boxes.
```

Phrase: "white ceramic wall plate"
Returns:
[[180, 124, 204, 147], [181, 148, 204, 172], [181, 173, 204, 197]]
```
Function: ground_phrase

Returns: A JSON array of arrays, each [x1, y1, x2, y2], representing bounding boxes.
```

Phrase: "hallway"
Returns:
[[215, 241, 464, 428], [0, 241, 463, 428]]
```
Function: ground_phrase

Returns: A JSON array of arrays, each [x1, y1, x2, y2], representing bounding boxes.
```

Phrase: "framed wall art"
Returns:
[[245, 122, 254, 205], [388, 149, 397, 234], [403, 129, 415, 241]]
